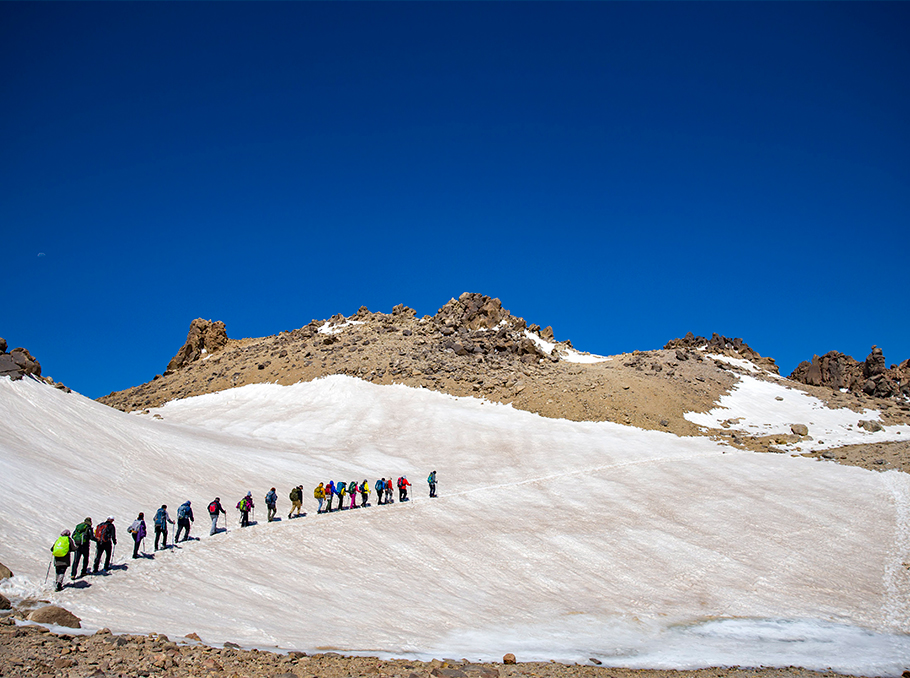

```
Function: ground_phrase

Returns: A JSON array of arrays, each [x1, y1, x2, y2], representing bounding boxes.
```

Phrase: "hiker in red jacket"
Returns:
[[397, 475, 411, 502]]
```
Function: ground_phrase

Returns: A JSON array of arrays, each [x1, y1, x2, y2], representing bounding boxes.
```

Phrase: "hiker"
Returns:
[[128, 512, 147, 559], [154, 505, 174, 550], [176, 501, 194, 542], [314, 483, 326, 514], [398, 475, 411, 502], [360, 479, 370, 507], [93, 517, 116, 573], [289, 485, 303, 518], [51, 530, 75, 592], [384, 476, 394, 504], [375, 478, 385, 505], [325, 480, 335, 513], [208, 497, 226, 535], [428, 470, 437, 498], [336, 480, 346, 510], [70, 517, 95, 579], [348, 481, 358, 509], [237, 492, 254, 527], [265, 488, 278, 522]]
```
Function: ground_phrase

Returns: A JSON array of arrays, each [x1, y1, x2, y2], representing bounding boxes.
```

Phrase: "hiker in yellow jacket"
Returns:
[[359, 479, 370, 507], [314, 483, 326, 514]]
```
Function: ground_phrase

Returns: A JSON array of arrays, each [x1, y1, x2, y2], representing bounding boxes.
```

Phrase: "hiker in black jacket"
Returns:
[[93, 517, 117, 573], [208, 497, 226, 535]]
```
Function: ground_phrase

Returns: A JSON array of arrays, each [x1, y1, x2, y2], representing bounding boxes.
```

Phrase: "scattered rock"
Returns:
[[224, 641, 241, 649], [27, 605, 81, 628], [184, 632, 202, 641], [858, 420, 884, 433], [0, 562, 12, 579], [0, 593, 10, 610], [0, 337, 6, 353], [502, 654, 516, 665], [0, 346, 42, 380], [589, 658, 602, 665], [790, 424, 809, 436]]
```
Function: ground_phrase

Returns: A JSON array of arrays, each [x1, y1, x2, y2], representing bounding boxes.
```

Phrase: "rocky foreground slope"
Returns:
[[97, 293, 910, 460], [1, 616, 887, 678]]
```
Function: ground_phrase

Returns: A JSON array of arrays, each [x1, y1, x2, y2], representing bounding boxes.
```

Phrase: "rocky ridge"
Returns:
[[96, 294, 910, 462], [789, 345, 910, 399]]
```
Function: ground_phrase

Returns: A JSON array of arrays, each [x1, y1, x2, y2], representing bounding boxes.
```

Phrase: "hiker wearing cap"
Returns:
[[176, 501, 194, 542], [128, 512, 147, 559], [208, 497, 226, 535], [397, 475, 411, 502], [93, 517, 116, 573], [51, 529, 75, 591], [70, 517, 95, 579], [237, 492, 254, 527], [154, 505, 174, 550], [265, 488, 278, 522], [428, 470, 437, 498], [360, 479, 370, 507]]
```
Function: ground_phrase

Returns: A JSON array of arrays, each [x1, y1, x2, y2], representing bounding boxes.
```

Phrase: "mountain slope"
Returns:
[[3, 375, 910, 674]]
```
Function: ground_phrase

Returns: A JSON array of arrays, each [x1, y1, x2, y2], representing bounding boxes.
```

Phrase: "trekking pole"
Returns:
[[44, 559, 53, 585]]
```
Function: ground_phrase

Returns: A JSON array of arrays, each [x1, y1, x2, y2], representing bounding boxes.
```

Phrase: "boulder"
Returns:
[[858, 420, 884, 433], [502, 653, 516, 665], [167, 319, 229, 371], [0, 561, 12, 579], [27, 605, 82, 628], [0, 337, 6, 352], [790, 423, 809, 436], [0, 592, 10, 610], [435, 293, 512, 332]]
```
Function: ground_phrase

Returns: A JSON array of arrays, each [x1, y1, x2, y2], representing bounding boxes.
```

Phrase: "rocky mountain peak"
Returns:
[[789, 346, 909, 399], [433, 293, 519, 332], [663, 332, 778, 373]]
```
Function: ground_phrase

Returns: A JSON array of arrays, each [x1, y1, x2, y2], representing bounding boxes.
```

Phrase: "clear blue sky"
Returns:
[[3, 3, 908, 399]]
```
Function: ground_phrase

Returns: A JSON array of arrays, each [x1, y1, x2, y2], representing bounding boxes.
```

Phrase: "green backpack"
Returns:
[[52, 536, 70, 558], [72, 522, 90, 546]]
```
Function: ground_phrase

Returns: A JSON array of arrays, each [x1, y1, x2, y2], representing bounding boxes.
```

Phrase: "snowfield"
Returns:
[[1, 375, 909, 675]]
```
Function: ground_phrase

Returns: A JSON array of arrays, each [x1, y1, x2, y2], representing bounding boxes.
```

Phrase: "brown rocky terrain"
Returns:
[[96, 293, 910, 470], [0, 614, 897, 678], [790, 346, 910, 399]]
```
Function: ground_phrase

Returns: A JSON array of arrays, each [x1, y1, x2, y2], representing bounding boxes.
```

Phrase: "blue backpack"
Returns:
[[155, 508, 167, 526], [177, 504, 189, 519]]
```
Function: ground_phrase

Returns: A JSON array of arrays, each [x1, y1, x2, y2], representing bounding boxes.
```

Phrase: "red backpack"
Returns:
[[94, 522, 111, 544]]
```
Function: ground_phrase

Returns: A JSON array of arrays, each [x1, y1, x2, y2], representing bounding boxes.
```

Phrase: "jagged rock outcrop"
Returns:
[[0, 342, 42, 380], [663, 332, 778, 373], [434, 293, 517, 331], [790, 346, 909, 399], [166, 319, 229, 372]]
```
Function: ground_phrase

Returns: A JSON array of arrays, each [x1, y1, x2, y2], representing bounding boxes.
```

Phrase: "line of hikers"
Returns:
[[48, 471, 438, 591]]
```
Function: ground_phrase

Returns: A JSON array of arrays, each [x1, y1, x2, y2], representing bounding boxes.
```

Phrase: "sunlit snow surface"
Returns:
[[2, 376, 910, 675], [523, 331, 612, 363], [685, 373, 910, 452]]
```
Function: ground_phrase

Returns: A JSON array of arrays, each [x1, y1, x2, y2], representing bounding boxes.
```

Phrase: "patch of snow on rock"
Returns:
[[685, 373, 910, 451]]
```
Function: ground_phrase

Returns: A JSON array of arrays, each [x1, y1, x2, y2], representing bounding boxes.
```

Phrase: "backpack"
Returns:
[[290, 488, 301, 502], [238, 497, 250, 512], [177, 504, 189, 519], [72, 522, 90, 546], [95, 522, 111, 543], [397, 477, 404, 488], [208, 501, 219, 515], [128, 520, 141, 535], [52, 536, 70, 558], [376, 479, 384, 491], [348, 481, 357, 493], [155, 508, 167, 526], [337, 483, 345, 496]]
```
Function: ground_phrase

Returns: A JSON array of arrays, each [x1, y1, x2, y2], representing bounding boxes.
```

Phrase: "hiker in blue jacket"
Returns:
[[154, 505, 174, 550], [376, 478, 385, 505], [176, 501, 194, 542], [265, 487, 278, 522]]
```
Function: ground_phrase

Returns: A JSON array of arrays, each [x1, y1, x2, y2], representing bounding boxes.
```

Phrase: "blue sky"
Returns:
[[2, 3, 908, 399]]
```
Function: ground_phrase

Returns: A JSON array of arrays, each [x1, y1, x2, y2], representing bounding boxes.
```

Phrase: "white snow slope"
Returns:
[[1, 375, 909, 675]]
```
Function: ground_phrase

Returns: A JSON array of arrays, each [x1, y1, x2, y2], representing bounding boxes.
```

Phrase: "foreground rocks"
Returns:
[[0, 616, 884, 678]]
